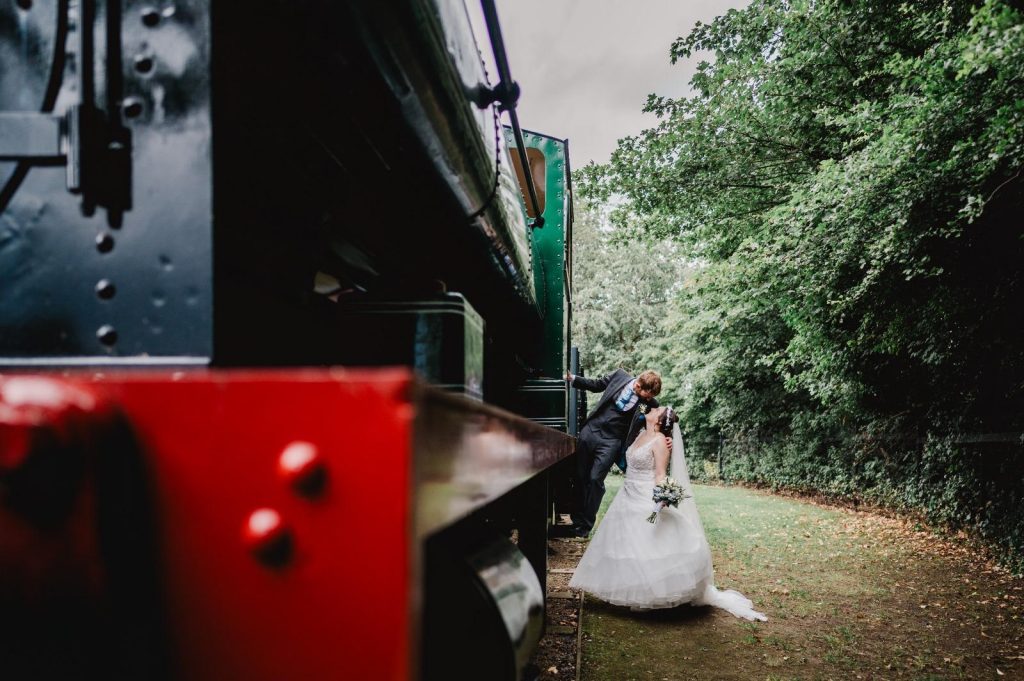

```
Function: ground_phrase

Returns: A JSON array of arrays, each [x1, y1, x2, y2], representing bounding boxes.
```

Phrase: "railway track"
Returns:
[[528, 537, 588, 681]]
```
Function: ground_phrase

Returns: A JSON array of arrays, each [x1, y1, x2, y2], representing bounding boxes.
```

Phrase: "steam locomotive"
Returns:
[[0, 1, 581, 679]]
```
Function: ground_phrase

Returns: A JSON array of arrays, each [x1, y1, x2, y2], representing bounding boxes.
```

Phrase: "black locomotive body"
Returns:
[[1, 1, 582, 679]]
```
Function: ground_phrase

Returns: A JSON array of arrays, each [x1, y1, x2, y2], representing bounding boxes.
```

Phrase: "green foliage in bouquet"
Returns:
[[648, 477, 690, 523]]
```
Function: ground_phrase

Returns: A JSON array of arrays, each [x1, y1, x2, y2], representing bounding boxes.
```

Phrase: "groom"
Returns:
[[564, 368, 663, 537]]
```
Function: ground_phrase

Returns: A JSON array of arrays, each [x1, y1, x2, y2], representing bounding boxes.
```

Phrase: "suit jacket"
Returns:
[[572, 369, 659, 467]]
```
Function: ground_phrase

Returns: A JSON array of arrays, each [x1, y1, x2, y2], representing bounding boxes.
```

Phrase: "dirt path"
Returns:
[[576, 481, 1023, 680]]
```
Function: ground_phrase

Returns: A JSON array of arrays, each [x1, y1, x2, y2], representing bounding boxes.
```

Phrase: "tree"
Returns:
[[579, 0, 1024, 567], [571, 198, 688, 380], [586, 0, 1024, 433]]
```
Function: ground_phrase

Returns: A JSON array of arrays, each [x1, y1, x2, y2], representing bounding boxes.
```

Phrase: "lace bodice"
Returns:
[[625, 437, 659, 482]]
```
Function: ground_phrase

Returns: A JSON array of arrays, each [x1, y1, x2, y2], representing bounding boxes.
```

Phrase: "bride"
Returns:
[[569, 406, 767, 621]]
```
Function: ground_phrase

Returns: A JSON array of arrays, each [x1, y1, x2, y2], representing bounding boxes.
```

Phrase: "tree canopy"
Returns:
[[574, 0, 1024, 567], [581, 0, 1024, 432], [571, 200, 689, 379]]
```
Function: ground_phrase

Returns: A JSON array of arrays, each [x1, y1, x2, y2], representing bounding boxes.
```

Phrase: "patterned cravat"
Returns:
[[614, 381, 639, 412]]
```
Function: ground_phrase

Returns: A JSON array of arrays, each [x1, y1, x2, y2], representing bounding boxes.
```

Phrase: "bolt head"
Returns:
[[97, 325, 118, 346], [243, 508, 292, 566], [133, 54, 155, 75], [278, 441, 327, 497], [95, 279, 116, 300], [95, 233, 115, 253], [121, 97, 144, 119], [140, 7, 160, 26]]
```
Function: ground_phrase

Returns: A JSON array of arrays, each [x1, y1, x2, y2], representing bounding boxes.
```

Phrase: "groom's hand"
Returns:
[[565, 371, 574, 382], [665, 437, 673, 452]]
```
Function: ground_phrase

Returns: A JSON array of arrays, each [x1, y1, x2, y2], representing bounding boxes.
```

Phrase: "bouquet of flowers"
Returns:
[[647, 477, 689, 523]]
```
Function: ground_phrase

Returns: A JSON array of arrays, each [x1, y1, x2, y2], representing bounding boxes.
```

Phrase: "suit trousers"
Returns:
[[570, 432, 620, 533]]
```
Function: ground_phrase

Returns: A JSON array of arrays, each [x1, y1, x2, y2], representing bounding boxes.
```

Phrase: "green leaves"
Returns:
[[570, 200, 689, 380], [584, 0, 1024, 431], [576, 0, 1024, 565]]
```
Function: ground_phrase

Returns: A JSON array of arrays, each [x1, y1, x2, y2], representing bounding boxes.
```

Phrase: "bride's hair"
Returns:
[[657, 407, 679, 436]]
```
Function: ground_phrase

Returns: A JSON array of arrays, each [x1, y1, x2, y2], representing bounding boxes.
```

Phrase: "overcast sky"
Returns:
[[468, 0, 749, 166]]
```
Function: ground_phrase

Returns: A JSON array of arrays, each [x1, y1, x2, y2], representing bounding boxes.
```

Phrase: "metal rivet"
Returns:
[[278, 441, 327, 498], [141, 7, 160, 26], [96, 325, 118, 346], [243, 508, 293, 567], [95, 233, 114, 253], [133, 54, 154, 74], [95, 279, 116, 300], [122, 97, 144, 119]]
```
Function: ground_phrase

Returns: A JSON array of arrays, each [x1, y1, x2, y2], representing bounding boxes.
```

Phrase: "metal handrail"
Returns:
[[479, 0, 545, 228]]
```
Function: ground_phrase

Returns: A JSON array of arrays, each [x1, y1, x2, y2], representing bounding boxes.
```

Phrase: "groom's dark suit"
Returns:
[[570, 369, 659, 534]]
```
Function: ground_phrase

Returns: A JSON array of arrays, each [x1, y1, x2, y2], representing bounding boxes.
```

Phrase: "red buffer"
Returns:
[[0, 369, 572, 680]]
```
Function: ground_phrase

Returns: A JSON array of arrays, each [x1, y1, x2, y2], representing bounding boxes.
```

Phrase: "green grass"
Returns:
[[579, 483, 1023, 680]]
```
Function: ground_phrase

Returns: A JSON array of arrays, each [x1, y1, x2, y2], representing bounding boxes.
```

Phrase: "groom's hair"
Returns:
[[657, 407, 679, 436], [636, 370, 662, 396]]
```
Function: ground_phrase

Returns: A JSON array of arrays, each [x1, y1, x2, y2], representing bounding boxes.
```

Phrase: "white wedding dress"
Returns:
[[569, 425, 767, 620]]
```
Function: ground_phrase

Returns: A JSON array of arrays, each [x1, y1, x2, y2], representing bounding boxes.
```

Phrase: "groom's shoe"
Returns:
[[548, 524, 578, 538], [571, 525, 590, 539]]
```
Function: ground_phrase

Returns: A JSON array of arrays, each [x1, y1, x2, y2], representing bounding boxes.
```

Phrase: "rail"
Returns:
[[478, 0, 545, 228]]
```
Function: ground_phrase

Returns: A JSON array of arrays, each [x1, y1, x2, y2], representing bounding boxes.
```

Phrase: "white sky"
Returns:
[[468, 0, 749, 167]]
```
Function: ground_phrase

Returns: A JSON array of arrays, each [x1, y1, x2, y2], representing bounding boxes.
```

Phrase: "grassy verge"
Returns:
[[580, 484, 1023, 680]]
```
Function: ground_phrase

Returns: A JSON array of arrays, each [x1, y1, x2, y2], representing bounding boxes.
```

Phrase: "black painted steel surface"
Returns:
[[0, 0, 213, 363], [0, 0, 542, 371]]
